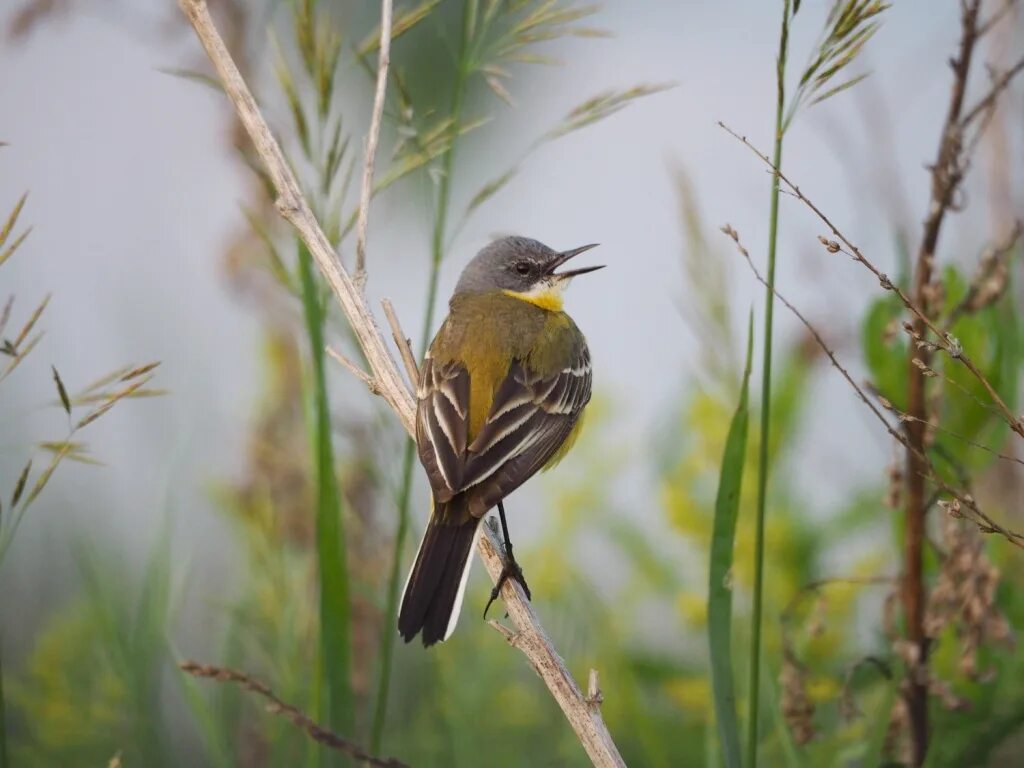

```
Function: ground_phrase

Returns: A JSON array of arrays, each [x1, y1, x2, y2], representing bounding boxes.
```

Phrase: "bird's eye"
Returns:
[[515, 261, 532, 275]]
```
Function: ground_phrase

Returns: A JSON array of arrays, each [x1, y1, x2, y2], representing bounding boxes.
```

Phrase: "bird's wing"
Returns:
[[416, 339, 592, 517], [462, 343, 591, 515], [416, 354, 470, 503]]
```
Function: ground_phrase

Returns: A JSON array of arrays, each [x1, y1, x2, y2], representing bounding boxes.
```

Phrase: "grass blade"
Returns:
[[749, 3, 791, 765], [296, 242, 353, 751], [708, 312, 754, 768]]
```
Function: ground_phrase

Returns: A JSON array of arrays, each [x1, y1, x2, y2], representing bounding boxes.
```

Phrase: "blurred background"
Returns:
[[1, 1, 1022, 766]]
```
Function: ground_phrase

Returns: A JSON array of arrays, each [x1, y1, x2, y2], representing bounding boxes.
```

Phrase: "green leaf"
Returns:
[[708, 311, 755, 768], [296, 243, 352, 742], [861, 293, 908, 411]]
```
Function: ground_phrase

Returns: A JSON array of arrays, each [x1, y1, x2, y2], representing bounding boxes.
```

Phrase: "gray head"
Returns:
[[453, 236, 602, 297]]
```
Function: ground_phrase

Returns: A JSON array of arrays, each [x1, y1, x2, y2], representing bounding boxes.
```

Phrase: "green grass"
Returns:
[[747, 2, 791, 765], [297, 243, 354, 750], [707, 313, 754, 768]]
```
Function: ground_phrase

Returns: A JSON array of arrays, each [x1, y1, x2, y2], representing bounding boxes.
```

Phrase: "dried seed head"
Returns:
[[924, 515, 1015, 681], [921, 280, 945, 313], [886, 694, 910, 765], [911, 358, 937, 377], [818, 235, 841, 253], [883, 318, 899, 345], [945, 334, 962, 359], [779, 650, 815, 745]]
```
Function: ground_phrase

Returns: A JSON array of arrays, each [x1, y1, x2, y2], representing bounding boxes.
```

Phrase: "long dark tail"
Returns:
[[398, 500, 481, 647]]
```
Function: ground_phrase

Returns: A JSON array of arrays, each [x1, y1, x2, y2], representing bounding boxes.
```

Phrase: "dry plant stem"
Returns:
[[720, 224, 1024, 550], [976, 0, 1019, 38], [481, 519, 625, 768], [717, 122, 1024, 443], [177, 2, 624, 764], [381, 298, 420, 390], [326, 346, 381, 394], [960, 54, 1024, 128], [944, 221, 1022, 329], [178, 0, 416, 432], [179, 662, 407, 768], [906, 4, 981, 760], [354, 0, 394, 290]]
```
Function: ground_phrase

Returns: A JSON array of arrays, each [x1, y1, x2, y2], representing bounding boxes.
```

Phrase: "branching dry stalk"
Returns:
[[720, 224, 1024, 550], [179, 662, 408, 768], [355, 0, 394, 290], [177, 2, 624, 765], [381, 297, 420, 391], [480, 518, 625, 767], [904, 4, 984, 759], [717, 122, 1024, 443]]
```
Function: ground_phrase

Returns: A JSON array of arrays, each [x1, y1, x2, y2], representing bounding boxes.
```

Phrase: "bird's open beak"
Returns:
[[547, 243, 603, 279]]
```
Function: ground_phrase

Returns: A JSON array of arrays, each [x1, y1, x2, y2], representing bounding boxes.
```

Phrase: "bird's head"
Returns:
[[453, 236, 602, 309]]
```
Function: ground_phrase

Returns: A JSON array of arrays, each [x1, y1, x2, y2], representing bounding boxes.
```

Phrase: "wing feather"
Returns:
[[416, 356, 469, 501], [416, 332, 591, 519]]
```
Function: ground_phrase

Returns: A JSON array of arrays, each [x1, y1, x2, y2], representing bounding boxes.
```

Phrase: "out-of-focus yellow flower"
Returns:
[[666, 676, 712, 715], [677, 590, 708, 627], [808, 675, 840, 702]]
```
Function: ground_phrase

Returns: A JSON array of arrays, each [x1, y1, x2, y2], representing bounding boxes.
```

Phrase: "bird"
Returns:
[[398, 235, 602, 647]]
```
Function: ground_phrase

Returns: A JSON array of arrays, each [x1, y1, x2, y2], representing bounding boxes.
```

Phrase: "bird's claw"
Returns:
[[483, 557, 532, 619]]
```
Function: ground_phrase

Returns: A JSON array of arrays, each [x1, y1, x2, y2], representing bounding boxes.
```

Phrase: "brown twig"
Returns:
[[943, 219, 1022, 329], [479, 519, 625, 767], [976, 0, 1019, 38], [720, 224, 1024, 550], [177, 2, 625, 765], [326, 346, 382, 394], [904, 4, 982, 759], [180, 662, 408, 768], [354, 0, 394, 290], [717, 121, 1024, 443], [960, 55, 1024, 129], [177, 0, 415, 433], [880, 405, 1024, 468], [381, 298, 420, 391]]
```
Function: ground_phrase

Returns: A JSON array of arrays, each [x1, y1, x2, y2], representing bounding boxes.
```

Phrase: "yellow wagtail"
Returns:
[[398, 236, 602, 646]]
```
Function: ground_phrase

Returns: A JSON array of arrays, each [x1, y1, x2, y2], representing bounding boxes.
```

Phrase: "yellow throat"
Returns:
[[502, 278, 567, 312]]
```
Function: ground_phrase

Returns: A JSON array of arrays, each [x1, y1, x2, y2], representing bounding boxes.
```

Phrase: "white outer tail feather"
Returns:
[[397, 518, 482, 643], [398, 521, 428, 619], [444, 523, 481, 641]]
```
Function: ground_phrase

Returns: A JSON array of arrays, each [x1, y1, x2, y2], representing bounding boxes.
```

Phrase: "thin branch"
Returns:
[[720, 224, 1024, 549], [881, 404, 1024, 468], [976, 0, 1019, 38], [944, 220, 1022, 329], [179, 662, 408, 768], [717, 121, 1024, 442], [178, 0, 416, 434], [355, 0, 394, 290], [177, 3, 625, 764], [961, 55, 1024, 129], [381, 298, 420, 391], [326, 346, 382, 395], [479, 518, 625, 767]]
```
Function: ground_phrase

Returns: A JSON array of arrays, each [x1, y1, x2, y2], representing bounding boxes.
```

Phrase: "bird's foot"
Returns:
[[483, 555, 532, 619]]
